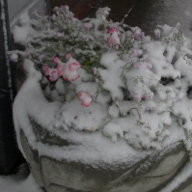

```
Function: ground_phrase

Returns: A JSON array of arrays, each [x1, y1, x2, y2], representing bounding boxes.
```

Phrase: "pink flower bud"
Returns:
[[69, 62, 81, 71], [107, 27, 121, 48], [77, 91, 92, 107]]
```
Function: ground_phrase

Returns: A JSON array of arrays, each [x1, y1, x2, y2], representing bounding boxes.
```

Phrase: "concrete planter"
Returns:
[[19, 120, 190, 192], [14, 76, 192, 192]]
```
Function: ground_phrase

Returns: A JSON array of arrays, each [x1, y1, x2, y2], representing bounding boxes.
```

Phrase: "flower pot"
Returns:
[[13, 69, 191, 192]]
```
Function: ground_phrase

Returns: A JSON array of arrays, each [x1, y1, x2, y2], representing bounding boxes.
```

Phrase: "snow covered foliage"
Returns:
[[13, 6, 192, 152]]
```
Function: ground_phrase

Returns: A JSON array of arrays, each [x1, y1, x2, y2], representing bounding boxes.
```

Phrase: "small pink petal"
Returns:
[[81, 102, 92, 107], [49, 69, 59, 82], [77, 91, 92, 107], [107, 27, 119, 33]]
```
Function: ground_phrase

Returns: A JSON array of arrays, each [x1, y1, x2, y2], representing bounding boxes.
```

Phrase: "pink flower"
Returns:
[[42, 65, 50, 76], [133, 62, 152, 69], [48, 69, 59, 82], [69, 62, 81, 71], [107, 27, 118, 33], [57, 64, 64, 77], [62, 55, 81, 81], [77, 91, 92, 107], [107, 27, 121, 48]]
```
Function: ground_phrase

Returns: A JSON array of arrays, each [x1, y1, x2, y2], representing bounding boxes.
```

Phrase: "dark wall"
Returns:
[[0, 0, 24, 175]]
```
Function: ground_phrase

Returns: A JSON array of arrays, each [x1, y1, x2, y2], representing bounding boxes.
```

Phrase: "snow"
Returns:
[[54, 100, 108, 131], [0, 174, 42, 192], [98, 52, 126, 100]]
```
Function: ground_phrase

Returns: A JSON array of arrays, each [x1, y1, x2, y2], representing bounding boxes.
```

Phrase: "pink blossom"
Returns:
[[62, 55, 81, 81], [69, 62, 81, 71], [77, 91, 92, 107], [57, 64, 64, 77], [107, 27, 121, 48], [42, 65, 50, 76], [107, 27, 118, 33], [48, 69, 59, 82]]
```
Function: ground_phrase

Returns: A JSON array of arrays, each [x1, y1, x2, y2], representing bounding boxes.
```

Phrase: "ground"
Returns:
[[0, 164, 42, 192]]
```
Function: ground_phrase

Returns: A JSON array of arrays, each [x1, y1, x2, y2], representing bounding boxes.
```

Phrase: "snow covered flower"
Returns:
[[107, 27, 121, 48], [48, 68, 60, 82], [42, 64, 60, 81], [77, 91, 92, 107], [133, 27, 144, 40], [42, 65, 50, 76], [57, 64, 64, 77], [63, 54, 81, 81]]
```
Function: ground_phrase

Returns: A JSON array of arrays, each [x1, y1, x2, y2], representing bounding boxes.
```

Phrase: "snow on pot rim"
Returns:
[[12, 6, 192, 164]]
